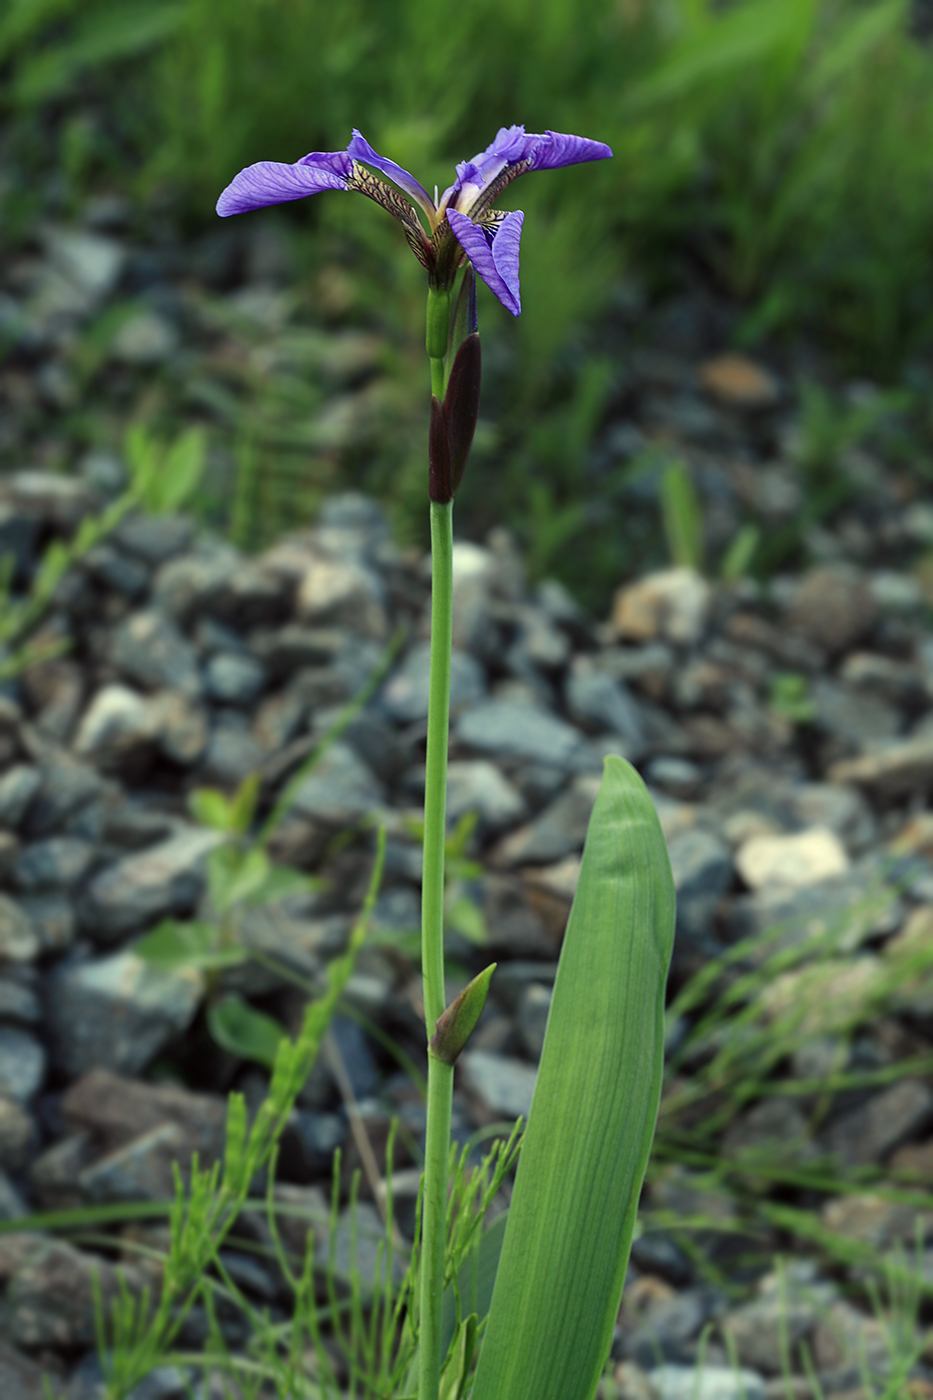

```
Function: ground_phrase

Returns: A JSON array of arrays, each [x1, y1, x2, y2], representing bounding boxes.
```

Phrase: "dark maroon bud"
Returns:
[[428, 394, 452, 503], [444, 333, 481, 498]]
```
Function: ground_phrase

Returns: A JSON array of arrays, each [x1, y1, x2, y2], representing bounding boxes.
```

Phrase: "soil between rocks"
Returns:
[[3, 200, 933, 1400]]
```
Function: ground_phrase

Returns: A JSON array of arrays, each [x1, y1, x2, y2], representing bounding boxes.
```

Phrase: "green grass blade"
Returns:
[[469, 756, 675, 1400]]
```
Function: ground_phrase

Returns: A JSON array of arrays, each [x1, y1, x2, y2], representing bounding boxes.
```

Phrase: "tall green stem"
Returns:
[[419, 498, 454, 1400]]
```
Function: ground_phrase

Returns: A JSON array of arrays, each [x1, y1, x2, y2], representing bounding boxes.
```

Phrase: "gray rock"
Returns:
[[508, 604, 570, 671], [648, 1363, 765, 1400], [0, 1029, 45, 1102], [317, 491, 391, 543], [785, 564, 877, 654], [111, 309, 179, 364], [646, 756, 702, 798], [791, 782, 875, 851], [7, 1240, 142, 1350], [150, 544, 236, 621], [719, 1294, 816, 1376], [460, 1049, 538, 1119], [79, 1122, 193, 1203], [110, 609, 201, 697], [668, 828, 732, 902], [870, 569, 925, 612], [0, 978, 41, 1025], [722, 1098, 816, 1174], [285, 1110, 347, 1179], [297, 556, 387, 636], [43, 227, 125, 301], [82, 543, 149, 597], [204, 652, 267, 706], [0, 898, 40, 963], [446, 760, 527, 832], [112, 513, 194, 565], [81, 828, 222, 940], [492, 774, 601, 866], [0, 1338, 46, 1400], [46, 951, 203, 1076], [840, 650, 924, 703], [63, 1067, 226, 1152], [329, 1200, 406, 1294], [517, 983, 552, 1058], [565, 664, 645, 748], [829, 733, 933, 796], [823, 1078, 933, 1167], [200, 721, 266, 788], [24, 751, 106, 836], [727, 864, 903, 956], [0, 765, 41, 829], [382, 644, 486, 722], [150, 691, 209, 766], [0, 831, 15, 881], [78, 447, 127, 495], [249, 624, 344, 676], [456, 699, 584, 768], [291, 741, 385, 826], [811, 677, 902, 750], [17, 894, 74, 953], [14, 836, 94, 892], [450, 541, 496, 655], [0, 1096, 33, 1171]]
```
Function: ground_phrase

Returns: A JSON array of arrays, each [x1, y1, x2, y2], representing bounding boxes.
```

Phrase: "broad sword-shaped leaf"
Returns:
[[468, 755, 675, 1400]]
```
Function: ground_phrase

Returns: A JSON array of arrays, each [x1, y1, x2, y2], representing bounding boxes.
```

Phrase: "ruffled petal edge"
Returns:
[[447, 208, 524, 317]]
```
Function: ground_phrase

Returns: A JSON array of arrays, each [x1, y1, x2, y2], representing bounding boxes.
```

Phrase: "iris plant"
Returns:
[[216, 124, 611, 317], [218, 125, 674, 1400]]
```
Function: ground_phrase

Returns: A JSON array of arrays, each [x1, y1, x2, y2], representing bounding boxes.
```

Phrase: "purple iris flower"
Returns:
[[216, 125, 612, 317]]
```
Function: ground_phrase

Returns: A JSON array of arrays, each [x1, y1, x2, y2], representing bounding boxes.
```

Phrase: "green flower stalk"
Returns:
[[217, 122, 613, 1400]]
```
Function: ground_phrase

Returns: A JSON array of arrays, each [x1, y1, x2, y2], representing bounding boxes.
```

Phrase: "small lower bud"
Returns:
[[429, 964, 496, 1066]]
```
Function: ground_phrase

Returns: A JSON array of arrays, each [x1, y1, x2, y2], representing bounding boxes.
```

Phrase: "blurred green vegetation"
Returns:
[[3, 0, 933, 602]]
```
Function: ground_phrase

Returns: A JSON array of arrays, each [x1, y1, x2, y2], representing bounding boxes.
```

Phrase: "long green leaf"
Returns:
[[469, 756, 675, 1400]]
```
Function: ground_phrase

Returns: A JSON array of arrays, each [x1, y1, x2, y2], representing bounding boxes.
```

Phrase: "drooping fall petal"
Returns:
[[446, 209, 524, 317], [216, 152, 353, 216]]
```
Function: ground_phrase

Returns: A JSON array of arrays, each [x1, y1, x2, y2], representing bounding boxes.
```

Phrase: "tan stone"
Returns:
[[611, 568, 711, 645], [699, 353, 780, 407]]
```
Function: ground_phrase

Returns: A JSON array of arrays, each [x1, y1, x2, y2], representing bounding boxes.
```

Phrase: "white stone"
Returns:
[[612, 568, 711, 646], [736, 826, 849, 890], [74, 684, 155, 758], [649, 1363, 765, 1400]]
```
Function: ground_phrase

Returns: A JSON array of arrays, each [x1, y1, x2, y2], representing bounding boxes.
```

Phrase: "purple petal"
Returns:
[[524, 130, 613, 171], [347, 130, 435, 216], [216, 153, 352, 216], [455, 124, 529, 193], [447, 208, 524, 317]]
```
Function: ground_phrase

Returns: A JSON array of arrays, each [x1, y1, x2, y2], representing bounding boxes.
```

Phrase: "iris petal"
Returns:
[[347, 130, 436, 216], [447, 208, 524, 317], [216, 155, 352, 216], [525, 130, 613, 170]]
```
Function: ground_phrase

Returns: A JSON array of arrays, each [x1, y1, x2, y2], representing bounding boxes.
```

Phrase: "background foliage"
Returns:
[[3, 0, 933, 598]]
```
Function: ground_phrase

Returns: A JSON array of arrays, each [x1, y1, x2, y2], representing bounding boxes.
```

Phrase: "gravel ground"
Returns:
[[2, 195, 933, 1399]]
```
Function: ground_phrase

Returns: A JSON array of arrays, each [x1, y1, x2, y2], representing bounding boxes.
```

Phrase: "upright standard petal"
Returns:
[[347, 130, 436, 218], [453, 124, 530, 209], [216, 152, 353, 216], [525, 130, 613, 171], [447, 208, 524, 317]]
